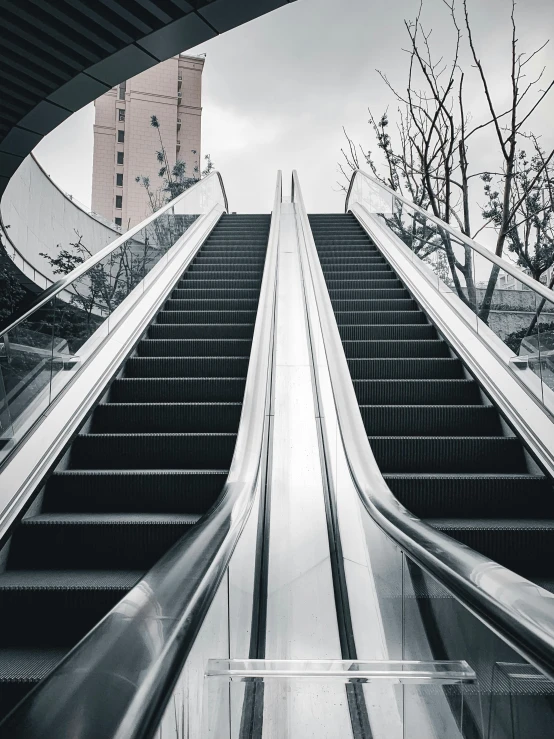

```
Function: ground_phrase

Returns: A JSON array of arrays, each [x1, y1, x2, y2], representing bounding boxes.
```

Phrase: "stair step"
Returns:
[[111, 377, 246, 402], [91, 402, 242, 433], [361, 405, 500, 435], [149, 324, 255, 340], [0, 570, 142, 646], [335, 311, 427, 325], [332, 299, 418, 311], [353, 379, 481, 405], [178, 278, 262, 289], [165, 298, 259, 311], [137, 338, 252, 357], [171, 289, 259, 299], [368, 436, 527, 473], [69, 433, 237, 469], [156, 310, 257, 324], [329, 289, 411, 300], [0, 648, 68, 719], [8, 514, 201, 570], [342, 340, 449, 358], [384, 474, 552, 518], [43, 470, 226, 513], [347, 358, 464, 379], [339, 324, 438, 341], [427, 519, 554, 577], [125, 356, 249, 378]]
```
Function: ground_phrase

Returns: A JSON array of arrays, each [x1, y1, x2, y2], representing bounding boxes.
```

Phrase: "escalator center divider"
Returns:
[[0, 214, 271, 721]]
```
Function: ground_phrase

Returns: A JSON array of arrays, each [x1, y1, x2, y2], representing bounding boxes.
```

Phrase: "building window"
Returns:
[[116, 173, 123, 187], [118, 108, 125, 121], [115, 195, 123, 209], [115, 217, 122, 226], [117, 130, 125, 143], [117, 151, 124, 165], [118, 81, 126, 100]]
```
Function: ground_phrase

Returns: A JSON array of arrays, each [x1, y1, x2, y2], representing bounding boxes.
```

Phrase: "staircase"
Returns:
[[0, 214, 270, 720], [309, 213, 554, 590]]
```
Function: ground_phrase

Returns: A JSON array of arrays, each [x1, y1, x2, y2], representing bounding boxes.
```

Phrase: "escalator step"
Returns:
[[125, 357, 250, 378], [385, 474, 552, 518], [43, 470, 226, 513], [353, 379, 480, 405], [149, 324, 255, 339], [138, 339, 252, 357], [91, 402, 242, 433], [8, 514, 201, 570], [361, 405, 501, 435], [156, 310, 257, 324], [111, 377, 247, 402], [0, 571, 142, 645], [335, 311, 427, 325], [165, 299, 259, 311], [329, 289, 411, 300], [348, 358, 463, 379], [0, 648, 68, 720], [427, 519, 554, 576], [69, 433, 237, 469], [368, 436, 527, 473], [343, 340, 449, 358], [332, 299, 418, 311]]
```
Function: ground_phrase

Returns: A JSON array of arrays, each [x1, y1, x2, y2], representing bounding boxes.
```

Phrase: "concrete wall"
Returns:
[[1, 154, 120, 291]]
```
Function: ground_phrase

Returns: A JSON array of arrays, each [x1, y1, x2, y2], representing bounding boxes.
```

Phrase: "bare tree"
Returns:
[[339, 0, 554, 324]]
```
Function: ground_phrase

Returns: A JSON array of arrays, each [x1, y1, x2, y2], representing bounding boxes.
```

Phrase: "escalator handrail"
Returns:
[[293, 169, 554, 682], [0, 170, 229, 337], [0, 173, 281, 738], [345, 168, 554, 305]]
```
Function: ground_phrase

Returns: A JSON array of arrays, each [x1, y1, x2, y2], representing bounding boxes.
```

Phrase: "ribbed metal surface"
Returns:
[[0, 214, 270, 718], [310, 213, 554, 590]]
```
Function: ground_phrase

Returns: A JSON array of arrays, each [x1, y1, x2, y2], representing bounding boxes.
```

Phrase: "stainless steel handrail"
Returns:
[[346, 169, 554, 304], [0, 170, 229, 336], [294, 169, 554, 682], [0, 172, 281, 739]]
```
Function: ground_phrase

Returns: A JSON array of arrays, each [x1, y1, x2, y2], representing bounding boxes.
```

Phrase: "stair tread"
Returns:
[[0, 570, 143, 589], [0, 648, 69, 682], [22, 513, 202, 524]]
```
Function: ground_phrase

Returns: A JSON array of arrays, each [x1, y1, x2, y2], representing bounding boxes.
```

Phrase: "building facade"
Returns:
[[91, 54, 204, 230]]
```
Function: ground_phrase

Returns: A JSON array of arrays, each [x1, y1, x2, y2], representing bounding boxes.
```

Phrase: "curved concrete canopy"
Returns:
[[0, 0, 295, 197]]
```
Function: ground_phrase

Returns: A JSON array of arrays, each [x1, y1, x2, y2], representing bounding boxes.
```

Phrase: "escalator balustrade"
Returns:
[[0, 214, 270, 719], [309, 213, 554, 590]]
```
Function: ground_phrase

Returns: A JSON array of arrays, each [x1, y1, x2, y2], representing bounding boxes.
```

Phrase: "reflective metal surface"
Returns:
[[0, 174, 280, 738], [292, 169, 554, 688], [262, 199, 352, 737]]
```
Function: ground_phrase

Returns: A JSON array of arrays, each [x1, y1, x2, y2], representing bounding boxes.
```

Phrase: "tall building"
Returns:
[[91, 54, 204, 230]]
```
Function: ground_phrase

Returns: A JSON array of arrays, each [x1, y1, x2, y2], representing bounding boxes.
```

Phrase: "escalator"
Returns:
[[0, 213, 270, 721], [308, 213, 554, 591]]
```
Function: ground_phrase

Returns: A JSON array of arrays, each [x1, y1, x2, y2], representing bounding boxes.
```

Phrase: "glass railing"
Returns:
[[346, 171, 554, 412], [201, 659, 478, 738], [0, 172, 228, 466]]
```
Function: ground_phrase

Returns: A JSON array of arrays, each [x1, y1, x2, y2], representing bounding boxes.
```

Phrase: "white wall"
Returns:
[[1, 155, 120, 291]]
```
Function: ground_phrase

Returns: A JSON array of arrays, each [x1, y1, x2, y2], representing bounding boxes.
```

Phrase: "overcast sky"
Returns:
[[35, 0, 554, 219]]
